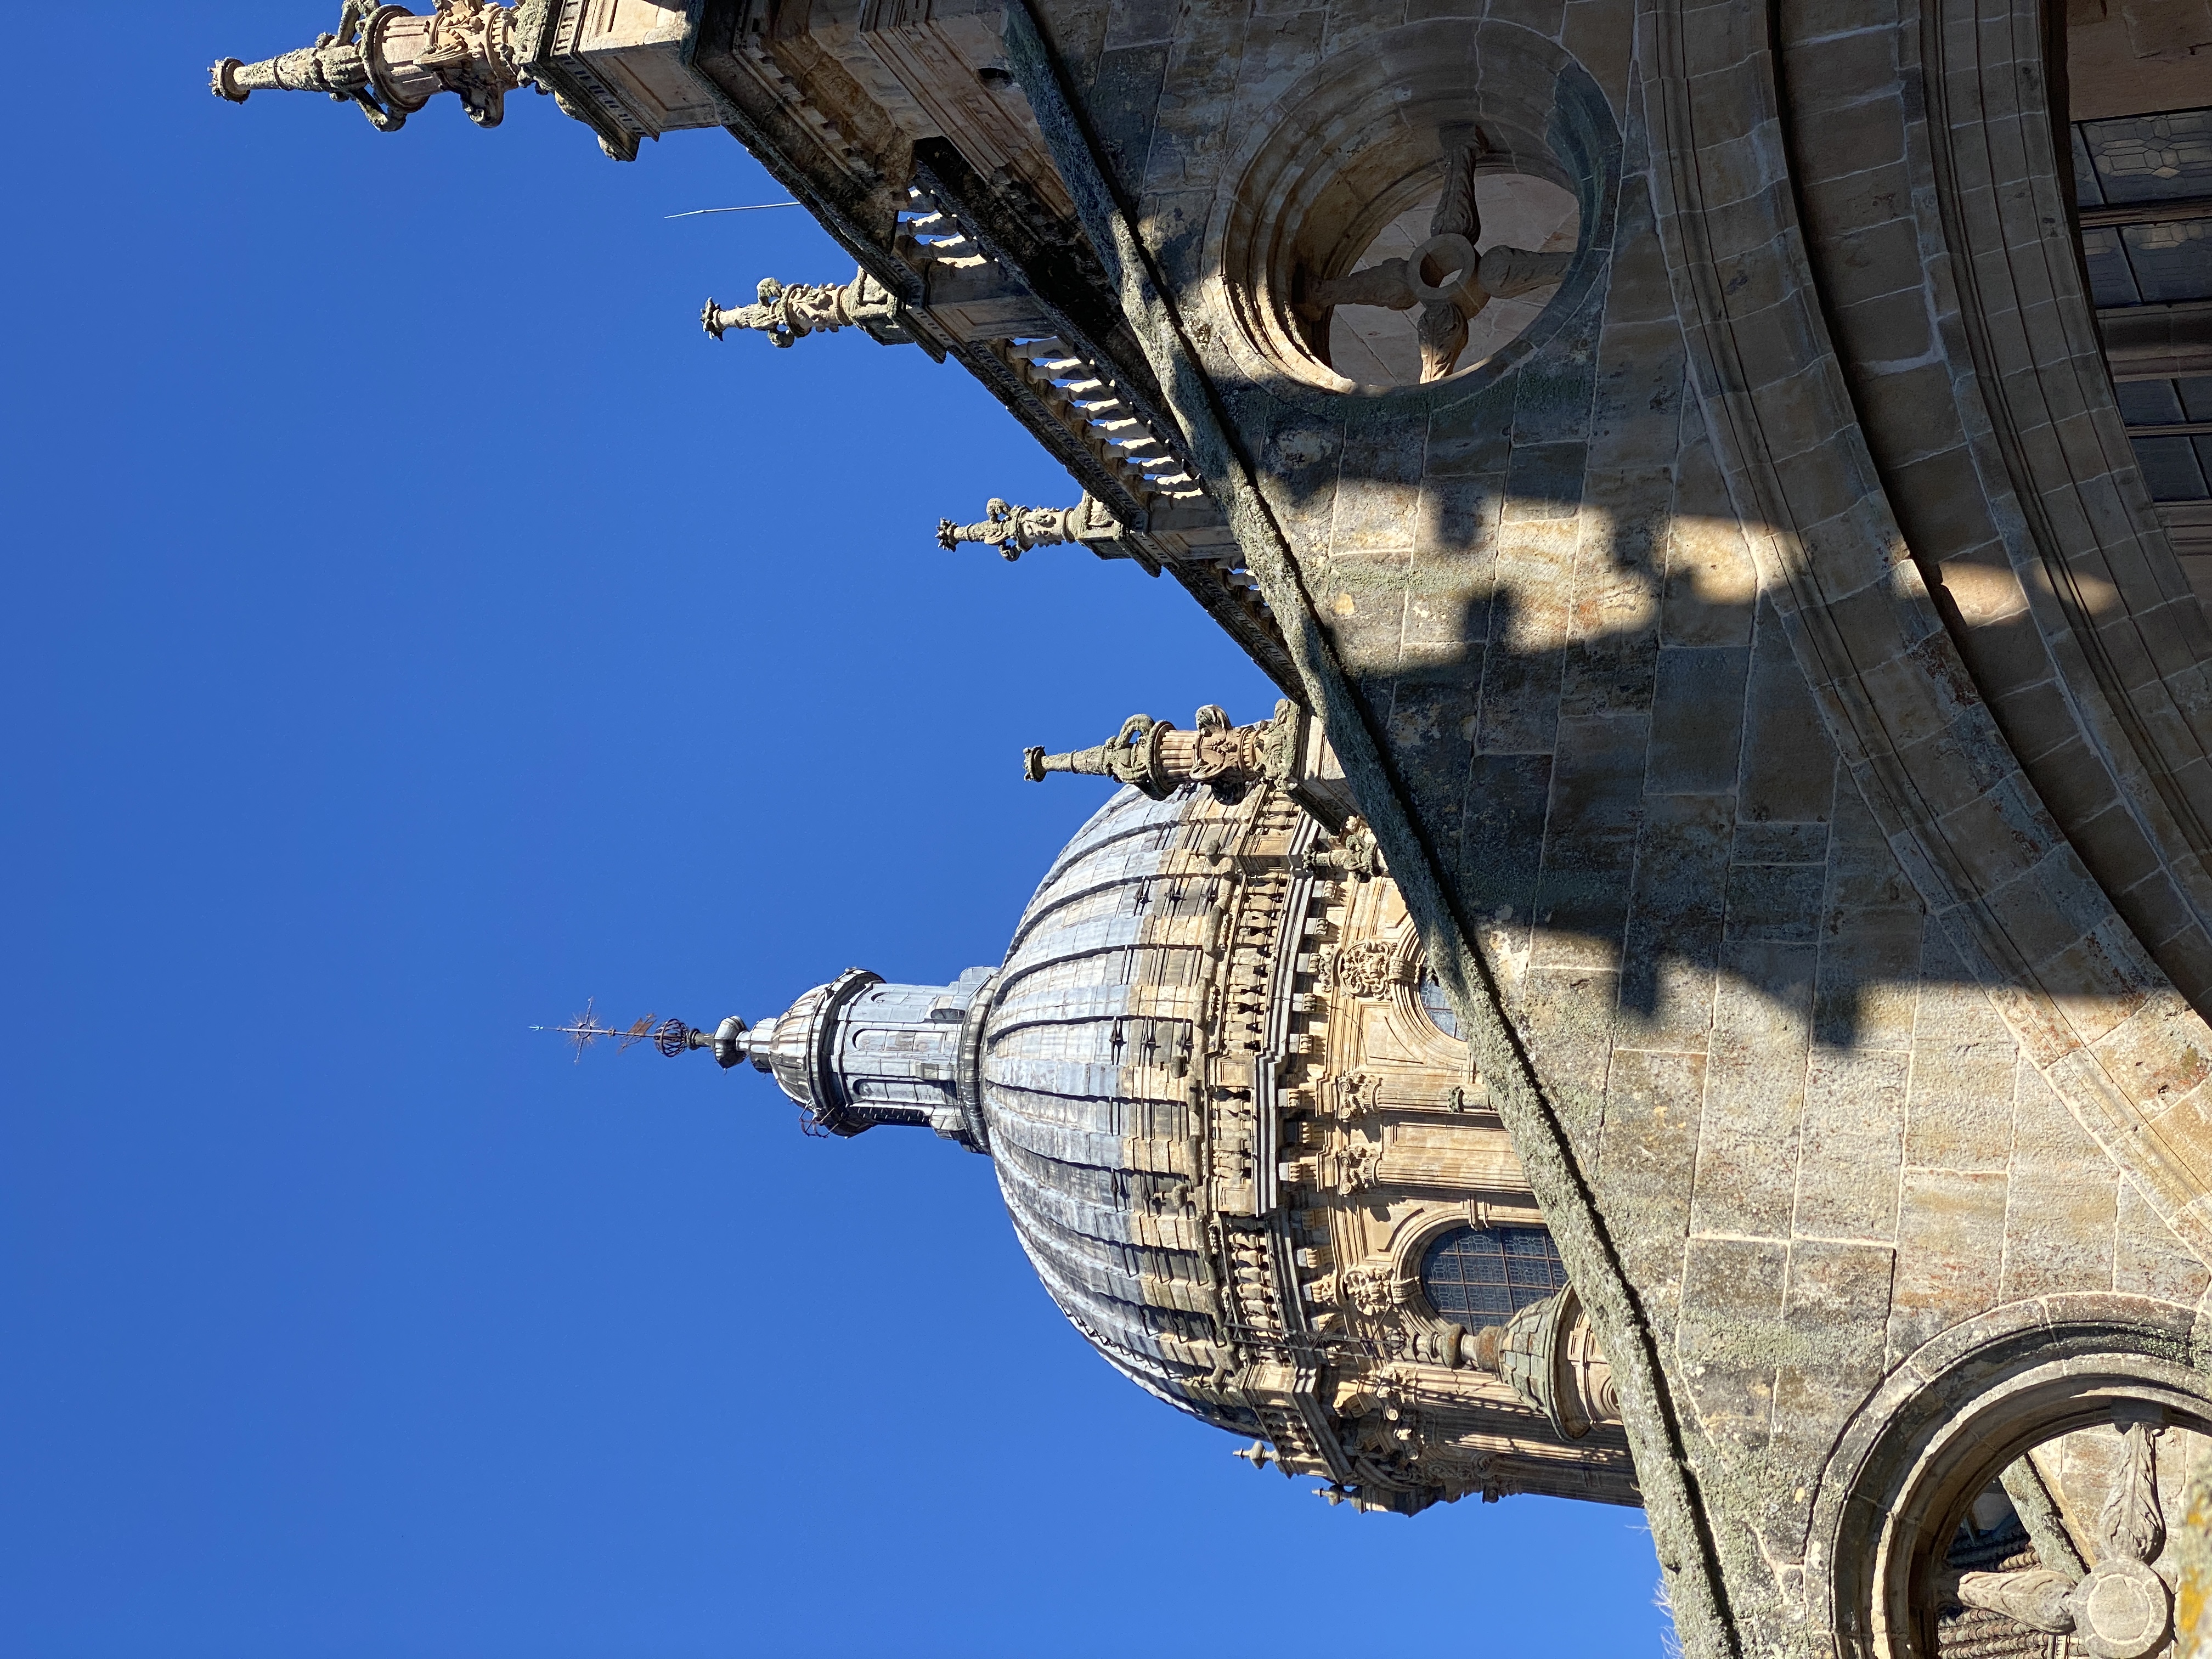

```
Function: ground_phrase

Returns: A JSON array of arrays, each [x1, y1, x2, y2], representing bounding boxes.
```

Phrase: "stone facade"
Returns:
[[213, 4, 2212, 1656]]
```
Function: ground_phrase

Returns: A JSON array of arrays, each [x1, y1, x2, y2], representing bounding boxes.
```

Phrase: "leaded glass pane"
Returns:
[[1418, 967, 1463, 1039], [2079, 108, 2212, 204], [2081, 226, 2141, 308], [2132, 435, 2210, 501], [2121, 221, 2212, 306], [1418, 1225, 1569, 1325], [2119, 379, 2187, 426]]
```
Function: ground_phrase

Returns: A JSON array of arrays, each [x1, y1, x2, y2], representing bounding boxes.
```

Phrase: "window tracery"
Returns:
[[1418, 1225, 1568, 1326]]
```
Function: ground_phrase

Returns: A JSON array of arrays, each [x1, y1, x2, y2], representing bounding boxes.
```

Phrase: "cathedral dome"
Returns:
[[687, 703, 1626, 1512], [976, 785, 1254, 1429]]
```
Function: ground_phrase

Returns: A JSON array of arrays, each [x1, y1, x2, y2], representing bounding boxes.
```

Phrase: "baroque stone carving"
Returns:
[[1332, 940, 1400, 998], [1950, 1567, 2078, 1632], [1292, 129, 1571, 382], [702, 270, 914, 348], [935, 495, 1124, 558], [1330, 1070, 1383, 1121], [1332, 1141, 1384, 1194], [212, 0, 521, 131], [1339, 1262, 1399, 1317], [1307, 816, 1385, 882]]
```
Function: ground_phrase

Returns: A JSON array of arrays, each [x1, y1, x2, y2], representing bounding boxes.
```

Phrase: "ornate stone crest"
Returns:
[[1331, 940, 1398, 998], [1340, 1262, 1398, 1318]]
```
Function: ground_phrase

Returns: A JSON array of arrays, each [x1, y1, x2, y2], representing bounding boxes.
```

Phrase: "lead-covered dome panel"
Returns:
[[980, 786, 1254, 1431]]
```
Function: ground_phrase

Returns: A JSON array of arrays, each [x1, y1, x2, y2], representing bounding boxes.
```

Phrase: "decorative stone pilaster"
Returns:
[[701, 270, 915, 349], [933, 495, 1123, 559], [212, 1, 522, 132]]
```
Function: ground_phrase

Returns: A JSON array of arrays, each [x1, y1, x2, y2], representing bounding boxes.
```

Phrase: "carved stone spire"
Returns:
[[1022, 699, 1375, 853], [701, 270, 915, 348], [934, 495, 1124, 559], [212, 1, 522, 132], [1023, 704, 1286, 803]]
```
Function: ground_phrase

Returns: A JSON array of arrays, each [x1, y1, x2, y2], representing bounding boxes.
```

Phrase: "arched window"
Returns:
[[1417, 966, 1462, 1039], [1418, 1226, 1567, 1324]]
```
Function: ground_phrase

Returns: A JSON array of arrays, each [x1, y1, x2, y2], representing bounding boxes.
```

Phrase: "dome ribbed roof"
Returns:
[[979, 786, 1253, 1431]]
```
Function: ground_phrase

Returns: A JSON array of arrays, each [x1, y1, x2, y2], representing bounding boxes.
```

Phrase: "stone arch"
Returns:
[[1804, 1294, 2212, 1657]]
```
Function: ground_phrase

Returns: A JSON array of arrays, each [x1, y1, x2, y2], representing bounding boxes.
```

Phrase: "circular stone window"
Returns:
[[1915, 1415, 2206, 1659], [1215, 21, 1616, 399], [1310, 168, 1578, 388]]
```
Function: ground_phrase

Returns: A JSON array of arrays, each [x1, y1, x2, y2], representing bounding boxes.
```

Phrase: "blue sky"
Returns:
[[0, 5, 1668, 1653]]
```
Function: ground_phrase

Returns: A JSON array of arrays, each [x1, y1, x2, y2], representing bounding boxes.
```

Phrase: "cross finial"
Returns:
[[532, 998, 703, 1062]]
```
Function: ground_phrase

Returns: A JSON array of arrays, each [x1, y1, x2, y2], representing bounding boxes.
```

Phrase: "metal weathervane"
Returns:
[[533, 998, 696, 1061]]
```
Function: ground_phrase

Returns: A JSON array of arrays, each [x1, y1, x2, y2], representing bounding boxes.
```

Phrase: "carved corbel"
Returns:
[[212, 1, 522, 132], [935, 495, 1125, 560], [1328, 1141, 1384, 1195], [1329, 1070, 1383, 1122], [702, 269, 916, 348], [1307, 816, 1386, 881]]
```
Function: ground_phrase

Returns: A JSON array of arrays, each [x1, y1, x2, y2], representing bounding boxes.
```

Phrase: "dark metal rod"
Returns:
[[2079, 195, 2212, 228]]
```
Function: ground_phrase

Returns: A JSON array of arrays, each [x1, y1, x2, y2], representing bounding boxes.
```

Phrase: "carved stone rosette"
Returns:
[[1937, 1419, 2177, 1659], [1292, 129, 1572, 381]]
